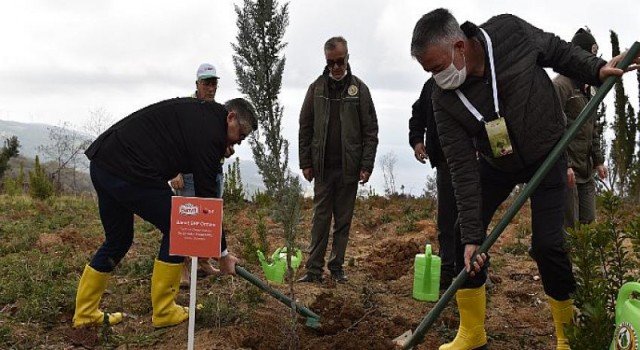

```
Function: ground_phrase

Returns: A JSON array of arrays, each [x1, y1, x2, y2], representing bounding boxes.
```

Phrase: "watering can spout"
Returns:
[[257, 250, 269, 269]]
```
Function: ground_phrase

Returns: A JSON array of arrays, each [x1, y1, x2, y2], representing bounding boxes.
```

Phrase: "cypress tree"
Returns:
[[233, 4, 303, 345], [609, 30, 637, 195], [232, 0, 290, 197]]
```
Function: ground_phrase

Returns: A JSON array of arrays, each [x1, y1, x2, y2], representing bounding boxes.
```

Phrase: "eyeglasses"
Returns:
[[326, 56, 347, 68]]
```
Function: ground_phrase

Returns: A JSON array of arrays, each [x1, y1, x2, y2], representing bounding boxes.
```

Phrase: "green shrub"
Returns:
[[239, 211, 270, 265], [566, 191, 637, 349], [0, 325, 11, 345], [250, 189, 271, 207], [397, 206, 419, 234], [223, 157, 245, 204], [3, 176, 19, 195]]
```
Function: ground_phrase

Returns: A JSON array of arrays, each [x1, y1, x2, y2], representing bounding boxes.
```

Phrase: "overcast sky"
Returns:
[[0, 0, 638, 195]]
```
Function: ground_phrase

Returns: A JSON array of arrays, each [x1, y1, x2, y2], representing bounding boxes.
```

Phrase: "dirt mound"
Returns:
[[231, 290, 415, 350], [366, 239, 422, 280]]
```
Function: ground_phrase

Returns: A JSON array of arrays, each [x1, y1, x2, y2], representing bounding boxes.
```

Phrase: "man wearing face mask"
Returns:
[[411, 8, 640, 350], [298, 36, 379, 284]]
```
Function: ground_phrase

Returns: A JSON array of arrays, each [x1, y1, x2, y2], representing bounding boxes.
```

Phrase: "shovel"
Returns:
[[396, 41, 640, 349], [235, 265, 321, 329]]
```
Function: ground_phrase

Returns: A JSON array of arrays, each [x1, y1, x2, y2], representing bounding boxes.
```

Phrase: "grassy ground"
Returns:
[[0, 193, 636, 349]]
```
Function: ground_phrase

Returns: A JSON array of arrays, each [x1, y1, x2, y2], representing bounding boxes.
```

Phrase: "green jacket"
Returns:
[[553, 74, 604, 182], [298, 72, 379, 184]]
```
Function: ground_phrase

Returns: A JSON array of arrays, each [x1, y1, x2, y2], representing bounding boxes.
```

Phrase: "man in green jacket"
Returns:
[[298, 36, 379, 283], [553, 29, 608, 229]]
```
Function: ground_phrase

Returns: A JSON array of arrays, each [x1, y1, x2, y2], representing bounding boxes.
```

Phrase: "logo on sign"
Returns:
[[179, 203, 199, 216]]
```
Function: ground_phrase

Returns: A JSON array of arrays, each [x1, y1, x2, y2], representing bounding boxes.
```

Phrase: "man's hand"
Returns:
[[224, 145, 235, 158], [595, 164, 608, 180], [567, 168, 576, 188], [359, 170, 371, 184], [169, 173, 184, 190], [463, 244, 487, 278], [599, 49, 640, 82], [413, 143, 428, 164], [218, 254, 239, 275], [302, 168, 314, 182]]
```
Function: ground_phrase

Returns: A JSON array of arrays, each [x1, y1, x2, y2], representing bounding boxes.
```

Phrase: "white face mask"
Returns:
[[434, 46, 467, 90]]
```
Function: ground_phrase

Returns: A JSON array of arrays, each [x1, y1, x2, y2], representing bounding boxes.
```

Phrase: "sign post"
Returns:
[[170, 196, 223, 350]]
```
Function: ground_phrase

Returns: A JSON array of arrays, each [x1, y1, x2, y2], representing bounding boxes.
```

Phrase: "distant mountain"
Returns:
[[0, 119, 313, 197], [0, 120, 52, 159]]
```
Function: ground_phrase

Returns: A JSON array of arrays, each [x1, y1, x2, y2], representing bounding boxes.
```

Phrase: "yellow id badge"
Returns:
[[485, 117, 513, 158]]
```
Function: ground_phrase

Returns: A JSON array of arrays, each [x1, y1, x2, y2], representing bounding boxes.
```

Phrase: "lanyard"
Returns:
[[455, 27, 499, 123]]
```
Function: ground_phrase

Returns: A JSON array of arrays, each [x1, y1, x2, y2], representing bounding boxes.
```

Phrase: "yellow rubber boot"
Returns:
[[151, 259, 189, 328], [549, 297, 573, 350], [440, 285, 487, 350], [73, 265, 123, 327]]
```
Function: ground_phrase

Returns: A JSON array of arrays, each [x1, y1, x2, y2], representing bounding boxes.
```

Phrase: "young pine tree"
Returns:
[[223, 157, 245, 204], [232, 0, 290, 197], [29, 155, 54, 200]]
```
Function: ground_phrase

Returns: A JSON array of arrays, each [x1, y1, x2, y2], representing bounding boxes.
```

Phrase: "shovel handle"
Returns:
[[235, 265, 320, 320]]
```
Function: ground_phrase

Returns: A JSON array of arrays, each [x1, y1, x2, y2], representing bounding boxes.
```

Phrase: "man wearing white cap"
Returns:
[[169, 62, 229, 286], [193, 63, 219, 102]]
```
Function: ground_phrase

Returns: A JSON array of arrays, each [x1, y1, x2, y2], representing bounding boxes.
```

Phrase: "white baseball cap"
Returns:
[[196, 63, 219, 80]]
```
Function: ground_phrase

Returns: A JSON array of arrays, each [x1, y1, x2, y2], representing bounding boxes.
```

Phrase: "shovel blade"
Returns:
[[393, 330, 413, 348]]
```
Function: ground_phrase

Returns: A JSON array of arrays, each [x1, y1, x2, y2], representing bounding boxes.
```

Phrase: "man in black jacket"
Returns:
[[72, 97, 257, 329], [409, 78, 456, 289], [410, 8, 639, 350]]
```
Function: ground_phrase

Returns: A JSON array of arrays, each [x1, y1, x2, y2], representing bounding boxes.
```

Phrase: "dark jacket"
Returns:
[[553, 74, 604, 182], [86, 98, 227, 198], [299, 66, 379, 183], [432, 15, 607, 245], [409, 78, 444, 168]]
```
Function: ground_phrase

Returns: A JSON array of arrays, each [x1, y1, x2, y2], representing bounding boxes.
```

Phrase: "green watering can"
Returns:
[[412, 244, 441, 302], [257, 247, 303, 284], [610, 282, 640, 350]]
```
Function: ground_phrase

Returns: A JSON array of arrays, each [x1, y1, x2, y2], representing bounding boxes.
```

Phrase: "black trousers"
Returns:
[[436, 161, 457, 277], [89, 162, 184, 273], [458, 156, 576, 301]]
